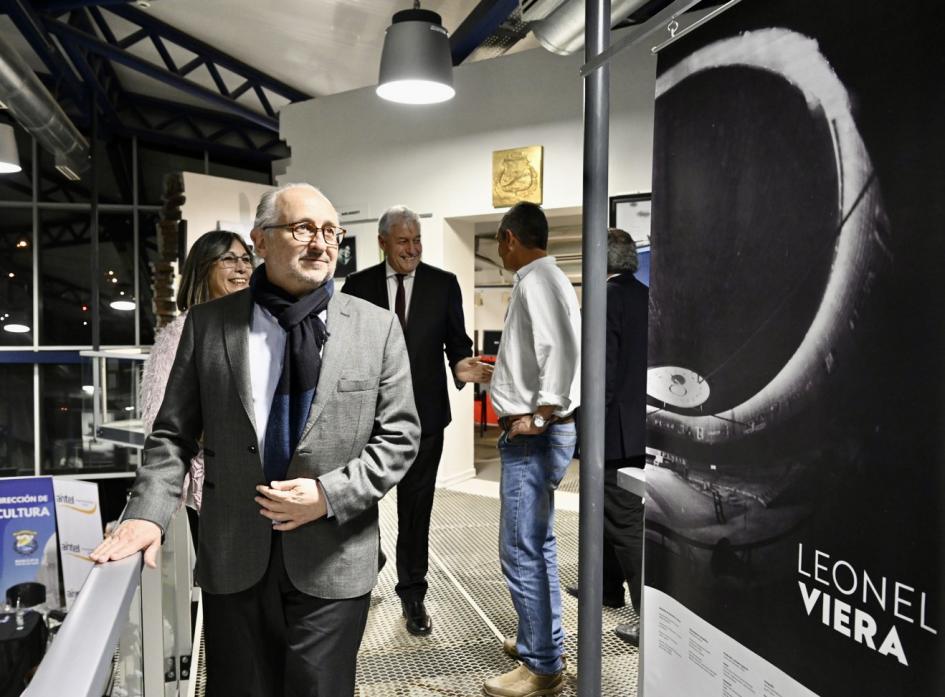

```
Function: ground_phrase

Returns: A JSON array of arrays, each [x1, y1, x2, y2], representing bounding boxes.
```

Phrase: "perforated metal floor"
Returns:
[[191, 483, 638, 696], [357, 487, 639, 696]]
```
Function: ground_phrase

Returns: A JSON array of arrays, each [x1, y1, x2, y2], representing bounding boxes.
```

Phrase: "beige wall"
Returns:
[[180, 172, 273, 253]]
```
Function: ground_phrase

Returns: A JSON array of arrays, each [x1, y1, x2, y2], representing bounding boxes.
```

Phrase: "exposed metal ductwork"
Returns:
[[526, 0, 652, 55], [0, 38, 89, 177]]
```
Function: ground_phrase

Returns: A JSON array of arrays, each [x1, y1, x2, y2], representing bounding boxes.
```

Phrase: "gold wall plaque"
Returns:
[[492, 145, 543, 207]]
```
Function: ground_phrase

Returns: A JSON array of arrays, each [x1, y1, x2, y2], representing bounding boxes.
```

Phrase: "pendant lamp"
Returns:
[[0, 123, 22, 174], [376, 4, 455, 105]]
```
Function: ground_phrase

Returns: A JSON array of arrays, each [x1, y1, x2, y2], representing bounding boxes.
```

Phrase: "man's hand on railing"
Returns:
[[90, 518, 163, 568]]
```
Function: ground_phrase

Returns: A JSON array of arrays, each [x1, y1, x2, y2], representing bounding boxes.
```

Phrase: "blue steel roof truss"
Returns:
[[1, 0, 526, 162], [0, 0, 308, 162]]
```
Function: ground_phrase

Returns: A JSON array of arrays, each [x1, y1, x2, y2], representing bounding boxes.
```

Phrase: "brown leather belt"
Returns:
[[498, 414, 574, 431]]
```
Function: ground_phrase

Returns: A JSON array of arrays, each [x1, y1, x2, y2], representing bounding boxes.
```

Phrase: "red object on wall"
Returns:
[[474, 355, 499, 427]]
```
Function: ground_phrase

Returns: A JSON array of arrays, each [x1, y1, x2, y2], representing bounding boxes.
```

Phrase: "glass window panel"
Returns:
[[138, 211, 160, 346], [99, 212, 136, 345], [0, 363, 34, 476], [39, 210, 92, 346], [138, 142, 205, 206], [0, 207, 34, 345], [40, 361, 134, 475], [0, 118, 33, 202]]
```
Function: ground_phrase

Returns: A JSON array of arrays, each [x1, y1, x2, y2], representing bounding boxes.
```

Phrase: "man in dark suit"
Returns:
[[568, 228, 648, 645], [341, 205, 490, 636], [91, 183, 420, 696]]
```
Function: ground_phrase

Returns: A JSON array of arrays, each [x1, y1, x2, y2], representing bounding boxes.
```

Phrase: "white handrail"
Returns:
[[23, 554, 142, 697]]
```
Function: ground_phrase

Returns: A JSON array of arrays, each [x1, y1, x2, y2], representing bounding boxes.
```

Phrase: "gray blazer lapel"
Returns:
[[300, 293, 354, 441], [222, 291, 258, 435]]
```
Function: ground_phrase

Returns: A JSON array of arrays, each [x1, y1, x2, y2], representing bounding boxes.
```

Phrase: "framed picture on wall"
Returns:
[[609, 193, 651, 247], [609, 193, 652, 286], [336, 236, 357, 278]]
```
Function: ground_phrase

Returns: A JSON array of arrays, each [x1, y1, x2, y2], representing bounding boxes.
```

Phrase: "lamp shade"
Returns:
[[377, 8, 455, 105], [0, 123, 22, 174]]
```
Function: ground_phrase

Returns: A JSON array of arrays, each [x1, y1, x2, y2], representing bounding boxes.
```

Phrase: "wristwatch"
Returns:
[[531, 414, 548, 429]]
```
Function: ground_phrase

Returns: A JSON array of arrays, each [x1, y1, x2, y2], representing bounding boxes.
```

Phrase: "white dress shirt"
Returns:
[[490, 256, 581, 418], [248, 303, 329, 462], [384, 261, 415, 321]]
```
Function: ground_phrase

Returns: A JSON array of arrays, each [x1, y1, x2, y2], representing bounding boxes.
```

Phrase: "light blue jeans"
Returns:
[[498, 421, 576, 675]]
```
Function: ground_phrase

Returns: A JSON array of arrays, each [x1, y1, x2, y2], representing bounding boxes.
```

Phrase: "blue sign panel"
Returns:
[[0, 477, 58, 601]]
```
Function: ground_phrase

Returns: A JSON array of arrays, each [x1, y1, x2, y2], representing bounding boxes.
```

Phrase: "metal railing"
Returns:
[[23, 508, 195, 697], [23, 554, 141, 697]]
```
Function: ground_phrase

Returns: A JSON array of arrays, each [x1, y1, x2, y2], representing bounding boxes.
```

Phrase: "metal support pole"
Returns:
[[578, 0, 610, 694]]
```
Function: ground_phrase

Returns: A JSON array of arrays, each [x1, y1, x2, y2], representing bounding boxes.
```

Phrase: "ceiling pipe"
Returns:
[[529, 0, 651, 55], [0, 37, 90, 176]]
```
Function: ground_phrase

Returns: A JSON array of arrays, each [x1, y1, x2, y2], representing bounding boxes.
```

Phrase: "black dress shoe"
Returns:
[[615, 623, 639, 646], [565, 584, 626, 609], [402, 599, 432, 636]]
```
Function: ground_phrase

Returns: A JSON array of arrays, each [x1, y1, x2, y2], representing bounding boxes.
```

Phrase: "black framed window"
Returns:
[[0, 207, 34, 345], [99, 212, 136, 345], [39, 360, 133, 475], [0, 362, 34, 475], [39, 209, 92, 345], [138, 210, 160, 345]]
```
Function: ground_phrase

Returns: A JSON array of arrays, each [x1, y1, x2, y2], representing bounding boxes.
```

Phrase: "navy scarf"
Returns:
[[250, 264, 333, 483]]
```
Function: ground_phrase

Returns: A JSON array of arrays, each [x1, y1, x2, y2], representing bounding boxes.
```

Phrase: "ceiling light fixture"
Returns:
[[0, 123, 22, 174], [3, 323, 29, 333], [377, 3, 455, 105], [109, 300, 136, 312]]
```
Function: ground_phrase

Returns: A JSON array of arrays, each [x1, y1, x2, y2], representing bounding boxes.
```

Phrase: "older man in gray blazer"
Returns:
[[91, 183, 420, 697]]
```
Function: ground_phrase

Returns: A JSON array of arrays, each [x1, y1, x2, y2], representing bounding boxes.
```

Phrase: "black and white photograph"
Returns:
[[335, 235, 357, 278], [644, 0, 945, 695], [609, 193, 651, 248]]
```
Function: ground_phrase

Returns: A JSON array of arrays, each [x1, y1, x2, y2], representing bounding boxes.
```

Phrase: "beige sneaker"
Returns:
[[483, 665, 564, 697]]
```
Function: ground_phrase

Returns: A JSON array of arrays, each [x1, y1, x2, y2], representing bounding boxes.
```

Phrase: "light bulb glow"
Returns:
[[376, 80, 454, 105]]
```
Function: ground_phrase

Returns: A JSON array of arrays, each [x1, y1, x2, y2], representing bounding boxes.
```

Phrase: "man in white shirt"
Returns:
[[483, 202, 581, 697]]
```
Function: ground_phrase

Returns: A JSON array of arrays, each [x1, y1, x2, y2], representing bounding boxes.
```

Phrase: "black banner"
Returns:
[[643, 0, 945, 694]]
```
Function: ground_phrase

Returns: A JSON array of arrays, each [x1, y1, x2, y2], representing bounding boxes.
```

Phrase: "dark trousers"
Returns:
[[604, 457, 645, 613], [395, 431, 444, 602], [202, 534, 371, 697]]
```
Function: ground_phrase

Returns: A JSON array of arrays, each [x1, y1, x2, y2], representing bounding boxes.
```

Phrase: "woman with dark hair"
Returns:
[[140, 230, 253, 539]]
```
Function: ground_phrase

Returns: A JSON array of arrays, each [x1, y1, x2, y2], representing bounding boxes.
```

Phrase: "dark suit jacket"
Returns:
[[341, 261, 473, 434], [125, 290, 420, 598], [605, 272, 649, 462]]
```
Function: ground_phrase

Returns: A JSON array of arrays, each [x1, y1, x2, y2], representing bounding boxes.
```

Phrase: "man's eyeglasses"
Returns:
[[262, 221, 347, 246], [216, 253, 254, 269]]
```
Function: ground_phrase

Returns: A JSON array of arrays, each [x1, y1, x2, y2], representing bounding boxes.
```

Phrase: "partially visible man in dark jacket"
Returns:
[[569, 228, 648, 645]]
